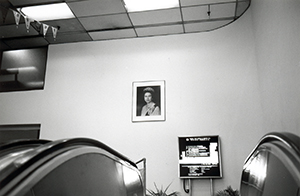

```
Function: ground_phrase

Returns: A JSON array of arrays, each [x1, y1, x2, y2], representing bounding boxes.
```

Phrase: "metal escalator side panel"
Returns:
[[0, 145, 80, 195], [0, 138, 138, 193], [0, 139, 50, 159], [240, 132, 300, 196], [5, 146, 143, 196], [0, 140, 51, 189]]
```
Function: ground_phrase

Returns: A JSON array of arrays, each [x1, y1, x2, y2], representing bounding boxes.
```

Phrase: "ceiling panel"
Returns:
[[79, 14, 132, 31], [135, 24, 183, 37], [43, 18, 85, 33], [129, 8, 182, 26], [0, 24, 39, 38], [0, 4, 16, 25], [89, 28, 136, 41], [45, 32, 92, 44], [0, 40, 10, 50], [184, 19, 232, 33], [68, 0, 126, 17], [181, 0, 236, 6], [209, 2, 236, 18], [183, 2, 237, 21], [236, 1, 251, 16], [3, 36, 49, 49], [0, 0, 250, 50], [182, 5, 210, 21], [9, 0, 64, 7]]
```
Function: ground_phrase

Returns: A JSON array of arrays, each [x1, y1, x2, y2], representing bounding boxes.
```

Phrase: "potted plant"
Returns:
[[215, 186, 240, 196], [147, 183, 180, 196]]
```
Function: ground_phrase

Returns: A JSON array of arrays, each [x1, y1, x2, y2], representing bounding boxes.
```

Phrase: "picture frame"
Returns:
[[178, 135, 222, 179], [132, 80, 165, 122]]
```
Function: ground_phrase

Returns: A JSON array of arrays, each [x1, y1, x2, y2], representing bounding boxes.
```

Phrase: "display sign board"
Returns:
[[178, 135, 222, 178]]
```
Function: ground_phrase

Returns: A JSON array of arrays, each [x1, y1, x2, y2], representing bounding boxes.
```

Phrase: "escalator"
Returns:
[[0, 138, 144, 196], [240, 132, 300, 196]]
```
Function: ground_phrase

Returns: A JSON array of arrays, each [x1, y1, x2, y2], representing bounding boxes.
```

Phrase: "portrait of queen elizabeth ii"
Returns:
[[132, 81, 165, 122], [140, 87, 160, 116]]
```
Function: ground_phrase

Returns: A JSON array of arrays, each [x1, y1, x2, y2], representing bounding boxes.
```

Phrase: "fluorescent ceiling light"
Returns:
[[124, 0, 179, 12], [20, 3, 75, 21]]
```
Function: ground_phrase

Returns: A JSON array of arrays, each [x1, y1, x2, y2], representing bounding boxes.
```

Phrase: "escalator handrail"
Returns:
[[0, 139, 51, 158], [244, 132, 300, 164], [0, 138, 137, 190]]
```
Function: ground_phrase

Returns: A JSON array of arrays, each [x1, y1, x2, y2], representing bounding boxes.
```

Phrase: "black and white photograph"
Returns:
[[132, 80, 165, 122], [0, 1, 298, 195]]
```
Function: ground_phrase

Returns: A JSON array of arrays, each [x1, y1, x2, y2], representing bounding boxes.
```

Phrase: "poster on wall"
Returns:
[[132, 80, 165, 122], [178, 135, 222, 178]]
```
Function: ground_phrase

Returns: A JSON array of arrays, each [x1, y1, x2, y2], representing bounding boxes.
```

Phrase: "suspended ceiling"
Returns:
[[0, 0, 250, 50]]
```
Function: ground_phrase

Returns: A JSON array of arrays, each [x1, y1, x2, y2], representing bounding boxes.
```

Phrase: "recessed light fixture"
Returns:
[[20, 3, 75, 21], [123, 0, 179, 12]]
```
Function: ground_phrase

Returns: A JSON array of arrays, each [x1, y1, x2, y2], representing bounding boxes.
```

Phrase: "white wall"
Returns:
[[252, 0, 300, 134], [0, 0, 299, 195]]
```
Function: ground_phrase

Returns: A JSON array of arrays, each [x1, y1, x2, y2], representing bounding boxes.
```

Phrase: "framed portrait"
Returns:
[[132, 80, 165, 122]]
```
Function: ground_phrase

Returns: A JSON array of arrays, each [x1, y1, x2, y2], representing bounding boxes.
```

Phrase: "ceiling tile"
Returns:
[[182, 5, 210, 21], [129, 8, 182, 26], [0, 7, 18, 25], [236, 1, 250, 17], [0, 0, 250, 48], [181, 0, 234, 6], [0, 24, 39, 39], [89, 29, 136, 40], [68, 0, 126, 17], [0, 40, 10, 50], [45, 32, 92, 44], [135, 24, 183, 37], [209, 2, 236, 19], [9, 0, 64, 7], [79, 14, 132, 31], [3, 37, 49, 50], [43, 18, 85, 33], [184, 20, 232, 33], [182, 2, 236, 22]]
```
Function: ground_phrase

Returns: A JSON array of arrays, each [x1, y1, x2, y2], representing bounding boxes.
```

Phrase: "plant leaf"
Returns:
[[147, 182, 179, 196]]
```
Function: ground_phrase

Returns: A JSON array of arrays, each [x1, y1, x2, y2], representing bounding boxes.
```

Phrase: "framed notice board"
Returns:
[[178, 135, 222, 178]]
